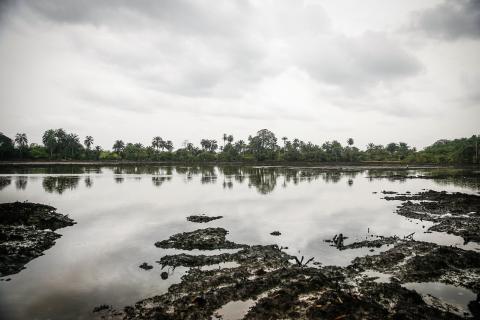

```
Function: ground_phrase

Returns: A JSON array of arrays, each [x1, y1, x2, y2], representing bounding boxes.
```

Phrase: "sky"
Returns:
[[0, 0, 479, 150]]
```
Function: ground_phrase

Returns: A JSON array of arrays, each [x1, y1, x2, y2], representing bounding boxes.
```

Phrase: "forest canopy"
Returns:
[[0, 129, 478, 164]]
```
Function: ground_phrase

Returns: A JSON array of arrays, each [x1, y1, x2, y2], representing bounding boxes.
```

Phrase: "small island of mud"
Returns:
[[186, 214, 223, 223], [0, 202, 75, 277], [383, 189, 480, 243]]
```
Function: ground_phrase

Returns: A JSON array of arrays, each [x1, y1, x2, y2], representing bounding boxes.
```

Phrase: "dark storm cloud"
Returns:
[[411, 0, 480, 40]]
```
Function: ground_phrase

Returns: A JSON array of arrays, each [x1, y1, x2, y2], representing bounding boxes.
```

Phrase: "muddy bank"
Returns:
[[186, 215, 223, 223], [384, 190, 480, 243], [349, 240, 480, 294], [99, 227, 478, 319], [0, 202, 75, 277], [154, 227, 247, 250]]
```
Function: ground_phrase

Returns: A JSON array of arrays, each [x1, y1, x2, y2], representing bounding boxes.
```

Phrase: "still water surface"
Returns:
[[0, 165, 478, 319]]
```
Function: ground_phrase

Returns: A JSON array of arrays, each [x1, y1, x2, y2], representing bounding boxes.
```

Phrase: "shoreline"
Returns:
[[0, 160, 473, 169]]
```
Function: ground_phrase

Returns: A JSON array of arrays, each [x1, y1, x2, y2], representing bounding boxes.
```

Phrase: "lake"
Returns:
[[0, 165, 479, 319]]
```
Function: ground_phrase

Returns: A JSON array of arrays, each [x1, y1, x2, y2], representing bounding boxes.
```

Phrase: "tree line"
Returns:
[[0, 128, 478, 164]]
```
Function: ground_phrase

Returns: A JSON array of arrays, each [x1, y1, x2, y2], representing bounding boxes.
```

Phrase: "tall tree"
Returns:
[[84, 136, 93, 150], [14, 133, 28, 159], [347, 138, 354, 146], [222, 134, 227, 148], [42, 129, 57, 159], [152, 136, 163, 151], [113, 140, 125, 153], [165, 140, 174, 152]]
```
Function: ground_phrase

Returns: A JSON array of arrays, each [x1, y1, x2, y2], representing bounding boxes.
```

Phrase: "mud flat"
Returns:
[[0, 202, 75, 277], [384, 190, 480, 243], [98, 226, 479, 319], [186, 215, 223, 223]]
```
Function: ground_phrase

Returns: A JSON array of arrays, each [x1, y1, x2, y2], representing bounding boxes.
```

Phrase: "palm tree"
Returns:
[[15, 133, 28, 148], [165, 140, 173, 152], [227, 135, 234, 144], [84, 136, 93, 150], [66, 133, 80, 158], [113, 140, 125, 153], [42, 129, 57, 159], [152, 136, 163, 151], [347, 138, 354, 146], [222, 133, 227, 148], [15, 133, 28, 159]]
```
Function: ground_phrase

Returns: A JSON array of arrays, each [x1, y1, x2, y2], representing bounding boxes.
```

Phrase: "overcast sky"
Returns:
[[0, 0, 479, 150]]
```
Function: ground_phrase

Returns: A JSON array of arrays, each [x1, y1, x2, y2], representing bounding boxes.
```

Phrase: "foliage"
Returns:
[[0, 129, 478, 164]]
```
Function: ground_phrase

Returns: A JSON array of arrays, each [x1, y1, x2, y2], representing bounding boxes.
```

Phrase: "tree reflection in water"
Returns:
[[0, 177, 12, 191], [15, 177, 27, 190], [42, 176, 80, 194]]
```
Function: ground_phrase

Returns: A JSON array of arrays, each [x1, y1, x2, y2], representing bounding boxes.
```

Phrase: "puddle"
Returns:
[[362, 270, 392, 283], [212, 299, 256, 320], [201, 261, 240, 271], [403, 282, 476, 316]]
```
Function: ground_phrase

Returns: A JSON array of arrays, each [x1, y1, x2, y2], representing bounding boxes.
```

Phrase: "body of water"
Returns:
[[0, 165, 478, 319]]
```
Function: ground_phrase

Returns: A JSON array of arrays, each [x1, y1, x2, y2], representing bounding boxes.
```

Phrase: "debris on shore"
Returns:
[[0, 202, 75, 277]]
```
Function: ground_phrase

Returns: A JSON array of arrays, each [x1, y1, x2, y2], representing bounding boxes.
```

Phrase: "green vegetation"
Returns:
[[0, 129, 478, 164]]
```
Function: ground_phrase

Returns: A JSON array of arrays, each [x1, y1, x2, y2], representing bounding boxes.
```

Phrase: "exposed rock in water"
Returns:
[[186, 214, 223, 223], [0, 202, 75, 277], [154, 227, 248, 250], [383, 190, 480, 243]]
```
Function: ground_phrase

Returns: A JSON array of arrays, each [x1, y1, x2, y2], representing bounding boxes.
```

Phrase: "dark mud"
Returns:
[[0, 202, 75, 277], [384, 190, 480, 243], [350, 240, 480, 292], [186, 215, 223, 223], [139, 262, 153, 270], [154, 227, 248, 250], [98, 227, 478, 319]]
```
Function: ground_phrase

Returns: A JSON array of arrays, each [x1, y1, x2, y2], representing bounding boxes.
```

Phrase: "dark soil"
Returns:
[[383, 190, 480, 243], [186, 215, 223, 223], [98, 227, 478, 319], [139, 262, 153, 270], [350, 240, 480, 293], [154, 227, 248, 250], [0, 202, 75, 277]]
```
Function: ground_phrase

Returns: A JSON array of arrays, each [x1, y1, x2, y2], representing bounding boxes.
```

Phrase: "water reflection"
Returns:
[[15, 177, 27, 190], [84, 176, 93, 188], [0, 166, 477, 195], [42, 176, 80, 194], [0, 176, 11, 190], [152, 176, 172, 187]]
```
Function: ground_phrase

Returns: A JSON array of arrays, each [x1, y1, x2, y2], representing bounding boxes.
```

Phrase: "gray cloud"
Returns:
[[0, 0, 478, 149], [411, 0, 480, 40]]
